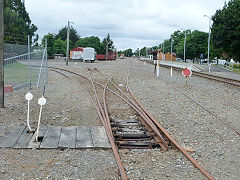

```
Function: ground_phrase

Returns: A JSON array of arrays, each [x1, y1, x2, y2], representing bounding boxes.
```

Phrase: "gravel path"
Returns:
[[0, 58, 239, 179]]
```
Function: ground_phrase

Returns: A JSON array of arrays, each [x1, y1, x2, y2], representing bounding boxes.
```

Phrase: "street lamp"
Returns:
[[180, 28, 187, 63], [204, 15, 211, 65]]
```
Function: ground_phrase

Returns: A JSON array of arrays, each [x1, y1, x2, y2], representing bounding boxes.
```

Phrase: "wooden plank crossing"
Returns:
[[13, 126, 34, 149], [58, 126, 76, 149], [0, 126, 111, 149], [40, 126, 62, 149], [91, 126, 111, 148], [76, 126, 93, 148], [0, 126, 26, 148], [27, 126, 48, 149]]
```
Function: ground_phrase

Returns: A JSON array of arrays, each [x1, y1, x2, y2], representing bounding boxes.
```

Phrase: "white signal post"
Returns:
[[35, 96, 46, 141], [25, 92, 33, 132], [156, 60, 160, 77]]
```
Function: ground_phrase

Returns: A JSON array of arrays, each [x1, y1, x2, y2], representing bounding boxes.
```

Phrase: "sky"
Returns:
[[25, 0, 228, 51]]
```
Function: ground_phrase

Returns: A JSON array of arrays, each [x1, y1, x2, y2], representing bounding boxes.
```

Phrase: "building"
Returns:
[[70, 47, 84, 60], [155, 49, 176, 61]]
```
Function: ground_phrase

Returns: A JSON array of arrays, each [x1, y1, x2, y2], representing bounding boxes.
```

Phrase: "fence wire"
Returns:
[[4, 43, 48, 90]]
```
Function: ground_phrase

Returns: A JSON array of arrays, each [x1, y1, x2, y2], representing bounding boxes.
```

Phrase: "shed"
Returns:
[[70, 47, 84, 60]]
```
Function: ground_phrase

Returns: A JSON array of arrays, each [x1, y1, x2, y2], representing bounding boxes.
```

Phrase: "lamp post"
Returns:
[[204, 15, 211, 65], [180, 28, 187, 63]]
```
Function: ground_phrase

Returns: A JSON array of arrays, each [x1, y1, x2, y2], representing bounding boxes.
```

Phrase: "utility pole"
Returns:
[[105, 40, 108, 61], [66, 21, 70, 66], [0, 0, 4, 108]]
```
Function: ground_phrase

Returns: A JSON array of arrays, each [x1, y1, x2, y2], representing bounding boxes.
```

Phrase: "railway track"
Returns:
[[141, 60, 240, 135], [48, 66, 215, 180], [145, 60, 240, 88]]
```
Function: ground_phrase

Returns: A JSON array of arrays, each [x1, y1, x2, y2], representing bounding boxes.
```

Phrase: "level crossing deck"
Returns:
[[0, 126, 111, 149]]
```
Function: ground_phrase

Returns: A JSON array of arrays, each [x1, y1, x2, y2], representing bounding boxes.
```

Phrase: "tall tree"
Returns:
[[55, 26, 80, 45], [176, 30, 208, 59], [54, 38, 65, 55], [4, 0, 38, 44], [101, 33, 114, 54], [42, 33, 55, 58], [211, 0, 240, 62], [75, 36, 101, 53]]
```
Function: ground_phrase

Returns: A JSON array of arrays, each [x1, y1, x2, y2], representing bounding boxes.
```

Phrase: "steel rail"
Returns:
[[173, 87, 240, 136], [87, 68, 127, 180], [49, 69, 106, 127], [139, 62, 240, 135], [49, 67, 168, 150], [126, 70, 216, 180], [95, 68, 168, 150], [148, 62, 240, 88], [50, 68, 127, 180]]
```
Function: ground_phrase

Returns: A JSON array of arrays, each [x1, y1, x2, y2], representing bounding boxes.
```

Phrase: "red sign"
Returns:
[[182, 68, 192, 78]]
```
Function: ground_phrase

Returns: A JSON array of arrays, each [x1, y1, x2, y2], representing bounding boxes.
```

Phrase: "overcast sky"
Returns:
[[25, 0, 228, 51]]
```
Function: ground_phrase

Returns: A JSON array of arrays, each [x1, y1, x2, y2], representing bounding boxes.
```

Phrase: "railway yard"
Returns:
[[0, 58, 240, 179]]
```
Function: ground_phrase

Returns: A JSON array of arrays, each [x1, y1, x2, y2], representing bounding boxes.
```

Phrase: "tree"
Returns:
[[4, 0, 38, 44], [176, 30, 208, 59], [75, 36, 101, 53], [42, 33, 56, 58], [211, 0, 240, 62], [54, 38, 65, 55], [55, 26, 80, 45], [124, 49, 133, 57], [101, 33, 114, 54], [140, 47, 147, 56]]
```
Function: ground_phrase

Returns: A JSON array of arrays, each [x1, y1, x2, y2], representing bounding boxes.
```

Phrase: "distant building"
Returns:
[[155, 49, 176, 61], [70, 47, 84, 59]]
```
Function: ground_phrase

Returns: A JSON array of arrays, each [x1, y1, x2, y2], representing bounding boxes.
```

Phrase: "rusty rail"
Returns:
[[126, 70, 215, 180], [95, 68, 168, 150], [49, 66, 216, 180], [144, 61, 240, 88], [49, 68, 127, 180]]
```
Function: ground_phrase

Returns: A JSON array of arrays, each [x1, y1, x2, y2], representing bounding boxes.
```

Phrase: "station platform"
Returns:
[[0, 126, 111, 149]]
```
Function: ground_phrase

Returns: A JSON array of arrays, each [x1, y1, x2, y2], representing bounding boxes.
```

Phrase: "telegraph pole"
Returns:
[[105, 41, 108, 61], [66, 21, 70, 66], [0, 0, 4, 108]]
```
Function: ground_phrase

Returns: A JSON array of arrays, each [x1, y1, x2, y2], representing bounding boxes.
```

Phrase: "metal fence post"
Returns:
[[37, 39, 47, 87], [0, 0, 4, 108], [28, 35, 31, 90], [45, 38, 48, 85]]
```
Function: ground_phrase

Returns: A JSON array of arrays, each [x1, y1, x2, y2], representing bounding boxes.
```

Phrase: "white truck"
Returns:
[[83, 47, 95, 62]]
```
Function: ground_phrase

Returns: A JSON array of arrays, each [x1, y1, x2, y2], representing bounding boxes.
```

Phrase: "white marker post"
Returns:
[[157, 60, 160, 77], [208, 64, 211, 73], [171, 67, 173, 77], [35, 96, 46, 141], [25, 92, 33, 132]]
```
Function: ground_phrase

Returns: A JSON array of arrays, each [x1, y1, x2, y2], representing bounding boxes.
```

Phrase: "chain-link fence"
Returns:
[[4, 42, 48, 90]]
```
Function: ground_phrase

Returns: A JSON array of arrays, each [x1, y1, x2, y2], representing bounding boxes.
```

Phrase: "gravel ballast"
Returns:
[[0, 58, 239, 179]]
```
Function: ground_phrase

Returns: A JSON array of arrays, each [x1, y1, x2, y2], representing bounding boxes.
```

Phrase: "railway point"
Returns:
[[0, 1, 240, 180]]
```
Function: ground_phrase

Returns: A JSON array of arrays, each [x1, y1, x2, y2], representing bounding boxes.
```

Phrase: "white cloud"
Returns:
[[25, 0, 228, 51]]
